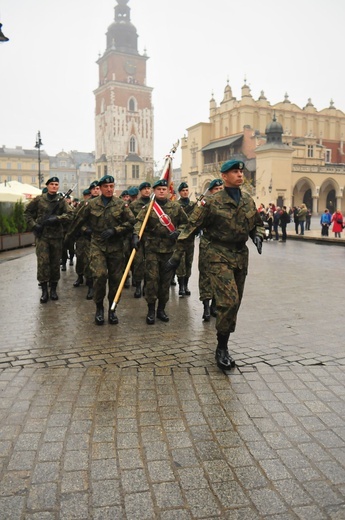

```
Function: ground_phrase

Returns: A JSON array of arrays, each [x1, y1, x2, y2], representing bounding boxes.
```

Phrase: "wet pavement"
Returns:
[[1, 236, 345, 519]]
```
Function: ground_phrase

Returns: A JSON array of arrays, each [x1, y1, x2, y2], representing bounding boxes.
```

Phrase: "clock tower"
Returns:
[[94, 0, 154, 192]]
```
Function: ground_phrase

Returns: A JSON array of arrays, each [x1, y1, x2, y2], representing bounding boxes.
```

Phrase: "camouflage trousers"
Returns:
[[35, 236, 63, 283], [75, 237, 92, 279], [198, 237, 214, 301], [132, 242, 145, 282], [176, 241, 195, 278], [90, 244, 125, 305], [208, 253, 248, 335], [144, 251, 173, 305]]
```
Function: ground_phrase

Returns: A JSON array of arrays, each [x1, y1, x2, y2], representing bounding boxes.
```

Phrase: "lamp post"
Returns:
[[35, 131, 43, 189]]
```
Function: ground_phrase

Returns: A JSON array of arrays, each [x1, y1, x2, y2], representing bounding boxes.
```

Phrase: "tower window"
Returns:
[[307, 145, 314, 158], [325, 149, 332, 162], [128, 98, 136, 112], [130, 137, 136, 153]]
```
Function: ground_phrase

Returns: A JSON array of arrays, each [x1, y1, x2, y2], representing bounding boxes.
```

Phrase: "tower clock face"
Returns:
[[124, 60, 137, 75]]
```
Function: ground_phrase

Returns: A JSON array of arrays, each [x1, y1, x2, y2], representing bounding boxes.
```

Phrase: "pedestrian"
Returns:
[[331, 209, 344, 238], [306, 207, 312, 230], [293, 206, 299, 234], [132, 178, 189, 325], [320, 209, 331, 236], [166, 159, 265, 370], [175, 182, 196, 297], [66, 175, 135, 325], [24, 177, 74, 303], [198, 178, 224, 320], [266, 208, 274, 240], [297, 203, 307, 235], [130, 181, 152, 298], [273, 206, 281, 240], [278, 206, 290, 242]]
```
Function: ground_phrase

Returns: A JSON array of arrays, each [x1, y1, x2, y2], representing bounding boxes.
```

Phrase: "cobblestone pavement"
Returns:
[[1, 239, 345, 519]]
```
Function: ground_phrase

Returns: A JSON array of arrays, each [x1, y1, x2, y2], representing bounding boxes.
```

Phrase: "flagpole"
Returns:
[[110, 140, 179, 312]]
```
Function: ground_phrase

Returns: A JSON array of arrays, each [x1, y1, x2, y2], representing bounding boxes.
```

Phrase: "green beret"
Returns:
[[46, 176, 59, 185], [178, 182, 188, 192], [139, 181, 151, 191], [98, 175, 115, 186], [209, 179, 223, 190], [42, 187, 48, 194], [120, 190, 129, 197], [220, 160, 244, 173], [89, 181, 99, 190], [83, 189, 91, 196], [128, 187, 139, 196], [153, 179, 168, 189]]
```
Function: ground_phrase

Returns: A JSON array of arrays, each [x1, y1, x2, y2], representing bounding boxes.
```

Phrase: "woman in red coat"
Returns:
[[331, 209, 344, 238]]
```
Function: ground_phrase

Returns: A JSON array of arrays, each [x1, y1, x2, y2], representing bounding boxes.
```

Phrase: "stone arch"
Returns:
[[319, 178, 339, 213], [292, 177, 315, 207]]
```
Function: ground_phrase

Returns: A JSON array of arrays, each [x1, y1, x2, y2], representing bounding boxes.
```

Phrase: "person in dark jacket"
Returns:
[[279, 206, 290, 242]]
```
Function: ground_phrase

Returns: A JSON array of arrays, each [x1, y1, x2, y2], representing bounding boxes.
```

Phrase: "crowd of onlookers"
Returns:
[[257, 202, 344, 240]]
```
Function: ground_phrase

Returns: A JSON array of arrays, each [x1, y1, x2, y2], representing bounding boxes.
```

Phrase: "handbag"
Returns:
[[336, 218, 343, 224]]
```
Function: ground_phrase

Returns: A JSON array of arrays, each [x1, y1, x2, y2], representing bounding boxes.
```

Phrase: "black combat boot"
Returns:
[[40, 282, 49, 304], [178, 277, 186, 297], [73, 275, 84, 287], [86, 279, 94, 300], [215, 332, 235, 370], [95, 303, 104, 325], [210, 298, 218, 317], [202, 300, 211, 321], [61, 263, 66, 272], [146, 303, 156, 325], [108, 308, 119, 324], [170, 274, 177, 286], [69, 255, 74, 266], [184, 277, 191, 296], [134, 281, 142, 298], [157, 302, 169, 322], [50, 282, 59, 301]]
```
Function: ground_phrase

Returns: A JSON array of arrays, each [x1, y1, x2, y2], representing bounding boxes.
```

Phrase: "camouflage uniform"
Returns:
[[175, 198, 196, 281], [175, 188, 265, 335], [68, 196, 135, 307], [130, 196, 150, 285], [24, 193, 74, 284], [134, 200, 188, 308]]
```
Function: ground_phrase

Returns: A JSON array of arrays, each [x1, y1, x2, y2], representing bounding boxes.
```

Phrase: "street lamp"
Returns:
[[35, 131, 43, 189], [0, 23, 9, 42]]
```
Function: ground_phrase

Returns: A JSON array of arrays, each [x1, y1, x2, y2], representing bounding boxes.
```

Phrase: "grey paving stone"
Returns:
[[91, 479, 121, 507], [27, 482, 58, 510], [124, 491, 155, 520], [60, 492, 89, 519]]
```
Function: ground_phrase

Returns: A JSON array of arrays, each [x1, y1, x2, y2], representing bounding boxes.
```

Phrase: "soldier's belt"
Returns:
[[210, 239, 246, 251]]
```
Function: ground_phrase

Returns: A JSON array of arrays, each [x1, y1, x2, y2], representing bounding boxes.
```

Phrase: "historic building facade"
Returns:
[[181, 80, 345, 213], [94, 0, 154, 193], [0, 145, 50, 188]]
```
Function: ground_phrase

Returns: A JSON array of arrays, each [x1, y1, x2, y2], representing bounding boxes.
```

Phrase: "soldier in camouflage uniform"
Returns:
[[72, 188, 91, 288], [66, 175, 135, 325], [198, 179, 224, 321], [167, 160, 265, 370], [132, 179, 188, 325], [130, 181, 151, 298], [175, 182, 196, 297], [24, 176, 74, 303]]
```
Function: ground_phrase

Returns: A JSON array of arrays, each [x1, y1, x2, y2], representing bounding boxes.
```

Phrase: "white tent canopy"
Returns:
[[0, 183, 26, 203], [0, 181, 41, 201]]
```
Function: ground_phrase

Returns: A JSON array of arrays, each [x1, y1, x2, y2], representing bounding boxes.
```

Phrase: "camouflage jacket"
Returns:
[[68, 196, 135, 252], [129, 197, 151, 218], [177, 189, 265, 255], [24, 193, 74, 239], [134, 199, 188, 253]]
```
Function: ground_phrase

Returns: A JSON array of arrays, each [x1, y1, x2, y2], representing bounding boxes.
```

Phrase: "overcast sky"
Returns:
[[1, 0, 344, 170]]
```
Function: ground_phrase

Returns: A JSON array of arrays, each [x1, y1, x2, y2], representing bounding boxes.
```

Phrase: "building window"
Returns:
[[31, 163, 36, 170], [325, 149, 332, 163], [18, 176, 22, 182], [104, 165, 108, 175], [192, 178, 197, 187], [32, 176, 36, 183], [17, 163, 22, 170], [7, 162, 11, 169], [7, 175, 12, 181], [307, 145, 314, 158], [128, 98, 136, 112], [132, 165, 139, 179], [130, 136, 136, 153]]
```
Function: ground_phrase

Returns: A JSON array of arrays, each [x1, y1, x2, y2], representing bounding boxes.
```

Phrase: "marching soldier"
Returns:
[[66, 175, 135, 325], [198, 178, 224, 320], [175, 182, 196, 296], [132, 179, 188, 324], [24, 176, 74, 303], [129, 181, 152, 298], [167, 160, 265, 370], [73, 188, 91, 289]]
